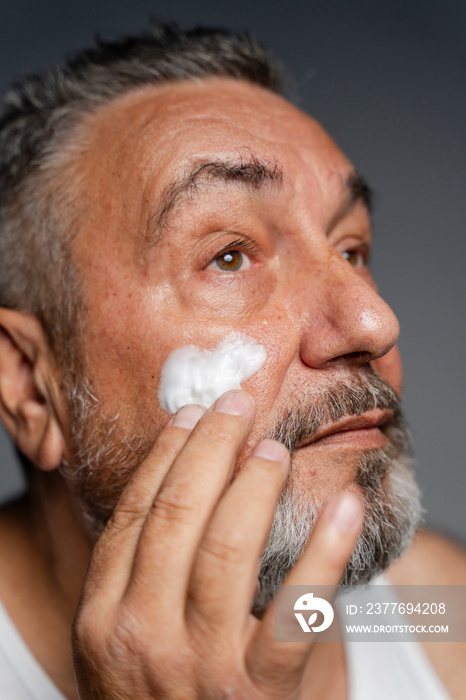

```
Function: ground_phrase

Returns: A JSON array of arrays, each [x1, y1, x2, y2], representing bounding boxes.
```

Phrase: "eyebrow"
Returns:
[[347, 171, 372, 211], [329, 171, 373, 230], [145, 153, 283, 243]]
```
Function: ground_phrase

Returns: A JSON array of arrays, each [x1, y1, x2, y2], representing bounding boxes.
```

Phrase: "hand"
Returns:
[[72, 390, 363, 699]]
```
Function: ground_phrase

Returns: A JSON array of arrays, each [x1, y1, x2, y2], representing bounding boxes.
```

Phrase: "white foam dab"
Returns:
[[158, 332, 266, 414]]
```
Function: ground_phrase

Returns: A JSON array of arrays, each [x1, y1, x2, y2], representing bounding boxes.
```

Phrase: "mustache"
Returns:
[[265, 369, 401, 454]]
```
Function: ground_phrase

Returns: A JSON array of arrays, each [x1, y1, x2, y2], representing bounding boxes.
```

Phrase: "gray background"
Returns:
[[0, 0, 464, 542]]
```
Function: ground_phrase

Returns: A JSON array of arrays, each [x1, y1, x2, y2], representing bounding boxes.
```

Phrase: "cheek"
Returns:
[[233, 312, 300, 451], [79, 245, 299, 450], [184, 268, 276, 317], [157, 307, 298, 414], [83, 288, 298, 418], [371, 344, 403, 397]]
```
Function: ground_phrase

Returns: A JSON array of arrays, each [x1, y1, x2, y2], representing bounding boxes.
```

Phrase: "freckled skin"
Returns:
[[70, 77, 401, 506]]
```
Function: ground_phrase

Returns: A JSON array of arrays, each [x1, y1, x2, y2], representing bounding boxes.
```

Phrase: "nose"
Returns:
[[298, 252, 400, 369]]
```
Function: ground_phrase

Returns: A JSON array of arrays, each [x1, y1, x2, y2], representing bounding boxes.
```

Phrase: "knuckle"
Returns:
[[74, 601, 198, 695], [73, 602, 106, 651], [198, 532, 246, 567], [107, 606, 161, 662], [112, 612, 195, 689], [106, 503, 146, 533], [112, 608, 147, 655], [151, 487, 197, 525]]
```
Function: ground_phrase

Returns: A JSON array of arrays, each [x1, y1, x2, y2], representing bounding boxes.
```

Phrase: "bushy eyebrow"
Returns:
[[145, 153, 283, 243], [324, 170, 373, 235], [347, 171, 372, 211], [334, 171, 373, 225]]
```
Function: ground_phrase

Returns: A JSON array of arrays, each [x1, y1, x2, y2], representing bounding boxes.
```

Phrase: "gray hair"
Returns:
[[0, 23, 282, 368]]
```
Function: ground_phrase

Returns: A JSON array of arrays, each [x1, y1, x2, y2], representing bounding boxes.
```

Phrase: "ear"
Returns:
[[0, 308, 66, 471]]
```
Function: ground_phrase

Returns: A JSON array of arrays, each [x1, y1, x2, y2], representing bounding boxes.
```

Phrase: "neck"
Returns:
[[28, 469, 93, 615], [0, 469, 93, 699]]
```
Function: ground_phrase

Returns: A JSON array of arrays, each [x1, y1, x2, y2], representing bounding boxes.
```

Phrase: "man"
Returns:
[[0, 23, 464, 700]]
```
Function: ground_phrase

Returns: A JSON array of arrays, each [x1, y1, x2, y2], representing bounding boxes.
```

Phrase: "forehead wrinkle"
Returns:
[[142, 151, 284, 245]]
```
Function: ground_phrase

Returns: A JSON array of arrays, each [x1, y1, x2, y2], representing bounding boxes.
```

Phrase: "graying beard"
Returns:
[[266, 371, 400, 454], [60, 368, 422, 593], [252, 373, 421, 614], [60, 378, 151, 536], [251, 429, 422, 615]]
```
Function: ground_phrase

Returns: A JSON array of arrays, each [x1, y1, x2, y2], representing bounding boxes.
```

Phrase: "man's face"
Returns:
[[62, 78, 417, 588]]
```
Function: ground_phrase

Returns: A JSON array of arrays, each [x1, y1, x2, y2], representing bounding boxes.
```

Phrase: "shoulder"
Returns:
[[388, 528, 466, 585], [388, 531, 466, 700]]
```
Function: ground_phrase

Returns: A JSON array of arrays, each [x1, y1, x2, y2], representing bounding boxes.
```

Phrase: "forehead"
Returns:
[[76, 77, 354, 218]]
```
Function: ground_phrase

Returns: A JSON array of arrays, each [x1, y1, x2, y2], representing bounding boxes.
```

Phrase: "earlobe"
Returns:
[[0, 309, 66, 471]]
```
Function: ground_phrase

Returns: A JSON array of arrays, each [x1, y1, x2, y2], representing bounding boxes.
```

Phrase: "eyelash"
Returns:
[[206, 238, 370, 271], [214, 237, 260, 259], [206, 237, 260, 272]]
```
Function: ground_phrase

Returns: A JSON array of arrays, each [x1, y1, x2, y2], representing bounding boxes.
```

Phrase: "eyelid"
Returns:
[[213, 237, 260, 258], [205, 236, 260, 271]]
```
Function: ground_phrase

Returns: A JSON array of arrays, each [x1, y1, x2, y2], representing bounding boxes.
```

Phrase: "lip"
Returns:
[[298, 408, 393, 451]]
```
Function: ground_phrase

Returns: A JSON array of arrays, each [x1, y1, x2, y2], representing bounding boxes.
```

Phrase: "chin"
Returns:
[[252, 432, 422, 615]]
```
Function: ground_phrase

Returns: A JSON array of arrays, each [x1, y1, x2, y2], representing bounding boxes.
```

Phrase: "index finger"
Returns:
[[124, 391, 256, 603], [83, 404, 206, 600]]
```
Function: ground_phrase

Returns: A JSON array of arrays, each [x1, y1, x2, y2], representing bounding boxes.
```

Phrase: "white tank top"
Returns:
[[341, 575, 452, 700], [0, 598, 65, 700], [345, 637, 452, 700], [0, 585, 453, 700]]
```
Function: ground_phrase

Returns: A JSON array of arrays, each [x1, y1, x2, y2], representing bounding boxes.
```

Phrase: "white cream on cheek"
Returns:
[[158, 332, 267, 413]]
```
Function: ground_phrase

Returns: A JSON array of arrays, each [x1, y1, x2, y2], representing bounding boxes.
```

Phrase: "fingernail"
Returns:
[[328, 493, 362, 532], [214, 391, 252, 416], [172, 404, 205, 429], [253, 439, 288, 462]]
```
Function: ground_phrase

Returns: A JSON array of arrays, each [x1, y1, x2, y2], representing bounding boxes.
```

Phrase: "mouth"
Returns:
[[298, 408, 393, 452]]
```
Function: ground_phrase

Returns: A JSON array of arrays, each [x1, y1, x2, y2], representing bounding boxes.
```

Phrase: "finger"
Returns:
[[246, 492, 363, 695], [82, 404, 206, 603], [125, 391, 256, 606], [187, 439, 290, 635]]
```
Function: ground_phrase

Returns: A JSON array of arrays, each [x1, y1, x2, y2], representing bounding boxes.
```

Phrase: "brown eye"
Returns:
[[211, 250, 250, 272], [342, 250, 365, 267]]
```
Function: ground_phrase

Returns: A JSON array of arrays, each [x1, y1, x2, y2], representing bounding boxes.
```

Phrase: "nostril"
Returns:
[[327, 351, 373, 367]]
